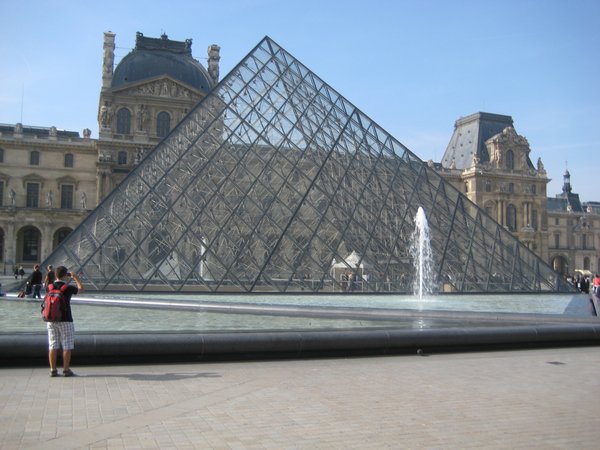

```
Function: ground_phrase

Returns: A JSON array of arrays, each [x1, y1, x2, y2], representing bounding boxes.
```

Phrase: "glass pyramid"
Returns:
[[44, 37, 570, 293]]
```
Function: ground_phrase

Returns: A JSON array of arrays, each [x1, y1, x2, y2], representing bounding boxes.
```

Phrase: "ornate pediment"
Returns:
[[485, 126, 533, 171], [113, 77, 201, 100], [487, 126, 529, 148]]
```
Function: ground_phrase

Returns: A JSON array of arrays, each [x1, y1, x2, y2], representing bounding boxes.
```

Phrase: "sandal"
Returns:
[[49, 369, 58, 377], [63, 369, 75, 377]]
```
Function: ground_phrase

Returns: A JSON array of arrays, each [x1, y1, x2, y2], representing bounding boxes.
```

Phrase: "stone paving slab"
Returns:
[[1, 347, 599, 449]]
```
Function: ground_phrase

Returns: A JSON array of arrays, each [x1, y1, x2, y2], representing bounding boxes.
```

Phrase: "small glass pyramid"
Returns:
[[43, 37, 569, 293]]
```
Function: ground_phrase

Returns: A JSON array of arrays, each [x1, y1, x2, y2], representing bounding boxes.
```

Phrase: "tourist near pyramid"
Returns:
[[42, 37, 570, 293]]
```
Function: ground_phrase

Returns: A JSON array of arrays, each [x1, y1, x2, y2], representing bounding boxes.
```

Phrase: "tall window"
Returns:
[[116, 108, 132, 134], [0, 228, 3, 260], [156, 111, 171, 137], [554, 234, 560, 248], [506, 150, 514, 170], [26, 182, 39, 207], [531, 208, 538, 230], [0, 147, 4, 163], [582, 234, 587, 250], [118, 151, 127, 165], [506, 204, 517, 231], [60, 184, 74, 209], [22, 227, 40, 261], [584, 257, 590, 270], [0, 180, 3, 206], [64, 153, 74, 168], [485, 180, 491, 192], [30, 151, 40, 166]]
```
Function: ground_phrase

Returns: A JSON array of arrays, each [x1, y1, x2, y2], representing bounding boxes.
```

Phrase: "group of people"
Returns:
[[340, 271, 365, 292], [567, 273, 600, 295], [16, 264, 85, 377], [18, 264, 57, 299]]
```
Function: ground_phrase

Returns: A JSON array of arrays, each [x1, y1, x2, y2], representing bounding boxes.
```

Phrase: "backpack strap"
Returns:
[[47, 282, 69, 294]]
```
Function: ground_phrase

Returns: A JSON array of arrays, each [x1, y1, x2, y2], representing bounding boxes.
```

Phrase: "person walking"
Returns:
[[46, 266, 84, 377], [30, 264, 43, 299], [43, 265, 56, 292]]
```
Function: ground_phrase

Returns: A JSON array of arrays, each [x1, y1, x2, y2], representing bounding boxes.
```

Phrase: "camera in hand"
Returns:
[[67, 272, 72, 277]]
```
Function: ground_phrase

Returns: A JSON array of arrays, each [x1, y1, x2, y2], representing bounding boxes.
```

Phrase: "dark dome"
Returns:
[[111, 33, 213, 94]]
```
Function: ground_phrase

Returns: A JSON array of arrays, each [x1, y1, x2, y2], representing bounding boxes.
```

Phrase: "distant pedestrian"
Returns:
[[593, 274, 600, 296], [18, 265, 25, 279], [44, 265, 56, 292], [30, 264, 43, 299]]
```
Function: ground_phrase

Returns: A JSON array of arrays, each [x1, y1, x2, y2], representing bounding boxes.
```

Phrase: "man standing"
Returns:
[[46, 266, 84, 377], [30, 264, 43, 299]]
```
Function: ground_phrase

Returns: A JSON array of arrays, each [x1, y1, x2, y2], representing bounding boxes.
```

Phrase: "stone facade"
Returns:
[[0, 125, 95, 274], [0, 31, 218, 275], [436, 112, 599, 278], [546, 171, 600, 277], [437, 113, 549, 261]]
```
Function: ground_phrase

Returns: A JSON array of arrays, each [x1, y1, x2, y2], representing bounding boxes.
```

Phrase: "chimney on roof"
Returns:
[[102, 31, 116, 90], [207, 44, 221, 85]]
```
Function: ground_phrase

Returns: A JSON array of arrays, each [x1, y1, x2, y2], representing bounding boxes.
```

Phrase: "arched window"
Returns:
[[506, 204, 517, 231], [118, 151, 127, 165], [30, 151, 40, 166], [116, 108, 132, 134], [64, 153, 74, 168], [506, 150, 514, 170], [156, 111, 171, 137], [53, 227, 73, 248]]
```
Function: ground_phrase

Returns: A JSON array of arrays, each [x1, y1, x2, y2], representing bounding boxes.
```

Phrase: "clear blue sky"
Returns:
[[2, 0, 599, 201]]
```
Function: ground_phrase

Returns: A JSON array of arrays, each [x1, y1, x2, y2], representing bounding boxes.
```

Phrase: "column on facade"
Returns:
[[523, 202, 530, 227], [4, 222, 16, 273], [42, 222, 54, 262]]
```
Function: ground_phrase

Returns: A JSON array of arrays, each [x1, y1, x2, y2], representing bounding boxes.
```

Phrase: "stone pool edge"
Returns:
[[2, 323, 600, 366]]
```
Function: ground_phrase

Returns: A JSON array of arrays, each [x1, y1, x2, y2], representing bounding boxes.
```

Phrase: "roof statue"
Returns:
[[41, 37, 570, 293]]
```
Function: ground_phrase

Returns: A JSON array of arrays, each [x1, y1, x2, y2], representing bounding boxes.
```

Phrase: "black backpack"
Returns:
[[41, 283, 69, 322]]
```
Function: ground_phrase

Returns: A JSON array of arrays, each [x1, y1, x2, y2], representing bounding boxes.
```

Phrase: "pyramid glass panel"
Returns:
[[42, 37, 571, 293]]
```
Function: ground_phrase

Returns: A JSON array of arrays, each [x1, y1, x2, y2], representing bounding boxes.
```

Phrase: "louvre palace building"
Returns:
[[0, 31, 597, 290]]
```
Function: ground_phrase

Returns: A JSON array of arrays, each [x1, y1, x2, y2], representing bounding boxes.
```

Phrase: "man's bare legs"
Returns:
[[63, 350, 71, 371], [49, 348, 72, 372]]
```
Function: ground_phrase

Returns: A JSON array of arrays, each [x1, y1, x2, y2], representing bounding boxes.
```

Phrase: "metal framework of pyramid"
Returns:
[[43, 37, 570, 293]]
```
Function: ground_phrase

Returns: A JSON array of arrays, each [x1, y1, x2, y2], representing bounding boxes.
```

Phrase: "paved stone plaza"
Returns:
[[1, 346, 599, 449]]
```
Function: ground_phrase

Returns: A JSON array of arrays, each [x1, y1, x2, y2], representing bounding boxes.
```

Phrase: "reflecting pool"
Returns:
[[0, 292, 589, 334]]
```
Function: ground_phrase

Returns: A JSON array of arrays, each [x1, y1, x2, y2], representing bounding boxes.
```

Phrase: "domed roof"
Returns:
[[111, 32, 213, 94]]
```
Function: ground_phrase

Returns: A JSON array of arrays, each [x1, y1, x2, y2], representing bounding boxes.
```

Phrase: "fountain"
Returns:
[[410, 206, 435, 299]]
